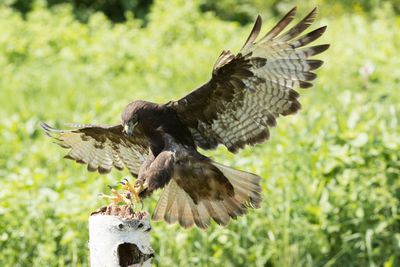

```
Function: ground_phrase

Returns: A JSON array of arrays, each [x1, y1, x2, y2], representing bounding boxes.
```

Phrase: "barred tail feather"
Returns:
[[212, 162, 262, 208], [152, 163, 262, 229]]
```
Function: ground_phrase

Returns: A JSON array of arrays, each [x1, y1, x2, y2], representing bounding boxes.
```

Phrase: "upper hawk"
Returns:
[[42, 7, 329, 229]]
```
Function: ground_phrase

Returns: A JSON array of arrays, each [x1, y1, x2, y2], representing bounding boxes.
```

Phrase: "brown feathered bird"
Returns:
[[41, 7, 329, 229]]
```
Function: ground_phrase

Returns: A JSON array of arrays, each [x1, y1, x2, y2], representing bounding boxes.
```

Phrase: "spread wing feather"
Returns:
[[41, 122, 149, 176], [169, 7, 329, 152]]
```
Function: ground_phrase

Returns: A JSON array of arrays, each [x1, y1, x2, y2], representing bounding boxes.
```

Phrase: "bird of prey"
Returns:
[[42, 7, 329, 229]]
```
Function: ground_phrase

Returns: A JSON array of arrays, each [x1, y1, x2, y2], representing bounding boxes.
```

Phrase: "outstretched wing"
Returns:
[[169, 7, 329, 153], [41, 122, 149, 176]]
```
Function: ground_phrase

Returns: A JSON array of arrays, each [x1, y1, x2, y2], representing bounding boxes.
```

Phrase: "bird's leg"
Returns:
[[120, 178, 148, 206], [100, 186, 132, 205]]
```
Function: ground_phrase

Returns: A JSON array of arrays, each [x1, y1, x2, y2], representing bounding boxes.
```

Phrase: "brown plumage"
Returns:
[[41, 7, 329, 229]]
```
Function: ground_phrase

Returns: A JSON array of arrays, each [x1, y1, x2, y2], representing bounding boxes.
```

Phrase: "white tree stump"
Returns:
[[89, 205, 154, 267]]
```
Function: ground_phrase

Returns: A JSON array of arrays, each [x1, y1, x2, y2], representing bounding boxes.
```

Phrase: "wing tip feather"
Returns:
[[260, 6, 298, 42], [308, 59, 324, 70], [241, 14, 262, 50], [311, 44, 330, 55]]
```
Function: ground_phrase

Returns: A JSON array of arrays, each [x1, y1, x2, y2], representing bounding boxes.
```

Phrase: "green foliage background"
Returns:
[[0, 0, 399, 266]]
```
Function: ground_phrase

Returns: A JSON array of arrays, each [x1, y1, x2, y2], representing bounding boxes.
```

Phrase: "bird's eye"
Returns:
[[130, 114, 138, 124]]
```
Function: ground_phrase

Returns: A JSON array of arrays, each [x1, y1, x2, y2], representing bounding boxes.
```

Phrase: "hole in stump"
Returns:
[[117, 242, 153, 267]]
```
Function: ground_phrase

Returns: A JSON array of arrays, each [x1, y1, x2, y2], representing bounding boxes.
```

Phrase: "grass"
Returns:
[[0, 1, 399, 266]]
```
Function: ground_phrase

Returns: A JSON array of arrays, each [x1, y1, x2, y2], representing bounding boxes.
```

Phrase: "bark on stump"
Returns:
[[89, 205, 154, 267]]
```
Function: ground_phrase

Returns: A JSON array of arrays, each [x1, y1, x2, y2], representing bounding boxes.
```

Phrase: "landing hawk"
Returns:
[[42, 7, 329, 229]]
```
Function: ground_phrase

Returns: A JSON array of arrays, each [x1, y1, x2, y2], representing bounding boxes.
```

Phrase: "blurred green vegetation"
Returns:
[[0, 0, 399, 266], [5, 0, 400, 23]]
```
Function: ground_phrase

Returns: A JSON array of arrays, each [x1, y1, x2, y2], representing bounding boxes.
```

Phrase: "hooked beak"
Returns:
[[123, 123, 135, 137]]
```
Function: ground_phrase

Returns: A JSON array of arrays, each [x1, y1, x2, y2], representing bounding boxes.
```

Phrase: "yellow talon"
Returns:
[[133, 181, 144, 204], [122, 179, 144, 204], [100, 188, 132, 205], [121, 180, 135, 193], [101, 179, 148, 209]]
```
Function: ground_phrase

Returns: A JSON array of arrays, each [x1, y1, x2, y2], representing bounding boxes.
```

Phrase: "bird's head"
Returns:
[[121, 100, 157, 137]]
